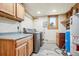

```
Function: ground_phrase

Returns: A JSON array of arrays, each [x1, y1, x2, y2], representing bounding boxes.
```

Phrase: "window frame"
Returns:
[[48, 15, 58, 29]]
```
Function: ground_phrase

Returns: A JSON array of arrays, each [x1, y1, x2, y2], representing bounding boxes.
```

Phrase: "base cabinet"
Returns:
[[27, 38, 33, 56], [0, 35, 33, 56], [56, 33, 65, 49], [16, 43, 27, 56]]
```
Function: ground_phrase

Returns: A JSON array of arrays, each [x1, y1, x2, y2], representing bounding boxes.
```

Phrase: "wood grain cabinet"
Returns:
[[0, 3, 25, 22], [16, 43, 27, 56], [0, 35, 33, 56], [0, 3, 16, 16], [74, 3, 79, 13], [16, 4, 25, 20], [27, 37, 33, 56], [56, 33, 65, 49]]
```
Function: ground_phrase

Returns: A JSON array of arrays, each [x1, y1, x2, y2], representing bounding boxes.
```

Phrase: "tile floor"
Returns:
[[32, 40, 63, 56]]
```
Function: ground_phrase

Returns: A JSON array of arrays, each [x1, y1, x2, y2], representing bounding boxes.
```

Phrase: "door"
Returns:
[[16, 43, 27, 56], [16, 4, 25, 19]]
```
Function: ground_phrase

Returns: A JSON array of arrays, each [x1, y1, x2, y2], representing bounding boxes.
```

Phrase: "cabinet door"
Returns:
[[17, 4, 25, 20], [27, 39, 33, 56], [16, 43, 27, 56], [75, 4, 79, 13], [0, 3, 16, 16], [56, 33, 59, 46]]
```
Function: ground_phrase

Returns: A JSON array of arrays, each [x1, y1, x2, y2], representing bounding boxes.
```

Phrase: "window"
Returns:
[[48, 15, 58, 29]]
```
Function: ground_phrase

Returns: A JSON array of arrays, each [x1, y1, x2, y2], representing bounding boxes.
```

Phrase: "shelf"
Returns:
[[61, 20, 66, 27], [61, 19, 70, 29]]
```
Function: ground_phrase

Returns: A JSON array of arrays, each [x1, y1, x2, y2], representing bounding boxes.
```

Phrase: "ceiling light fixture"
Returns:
[[37, 11, 41, 14], [52, 10, 57, 12]]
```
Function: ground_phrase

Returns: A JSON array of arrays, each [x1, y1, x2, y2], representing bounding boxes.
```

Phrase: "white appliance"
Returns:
[[70, 13, 79, 56]]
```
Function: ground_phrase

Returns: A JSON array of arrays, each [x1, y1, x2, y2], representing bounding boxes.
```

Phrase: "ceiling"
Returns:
[[23, 3, 75, 17]]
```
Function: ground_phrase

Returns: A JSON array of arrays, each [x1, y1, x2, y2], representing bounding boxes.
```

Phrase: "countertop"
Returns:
[[0, 32, 33, 40]]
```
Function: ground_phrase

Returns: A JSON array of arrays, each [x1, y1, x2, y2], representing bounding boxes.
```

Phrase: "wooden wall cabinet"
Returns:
[[16, 4, 25, 21], [0, 3, 25, 22], [66, 9, 73, 19], [60, 4, 79, 29], [66, 3, 79, 18], [0, 3, 16, 16], [73, 3, 79, 13], [56, 33, 65, 49]]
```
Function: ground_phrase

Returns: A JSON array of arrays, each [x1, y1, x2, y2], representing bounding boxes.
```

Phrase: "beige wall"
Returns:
[[34, 16, 57, 43], [33, 15, 66, 43], [0, 17, 19, 33], [20, 13, 33, 32], [0, 13, 33, 33], [0, 11, 66, 44], [58, 14, 66, 33]]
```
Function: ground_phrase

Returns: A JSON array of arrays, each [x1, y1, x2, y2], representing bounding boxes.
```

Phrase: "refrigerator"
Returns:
[[70, 13, 79, 56]]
